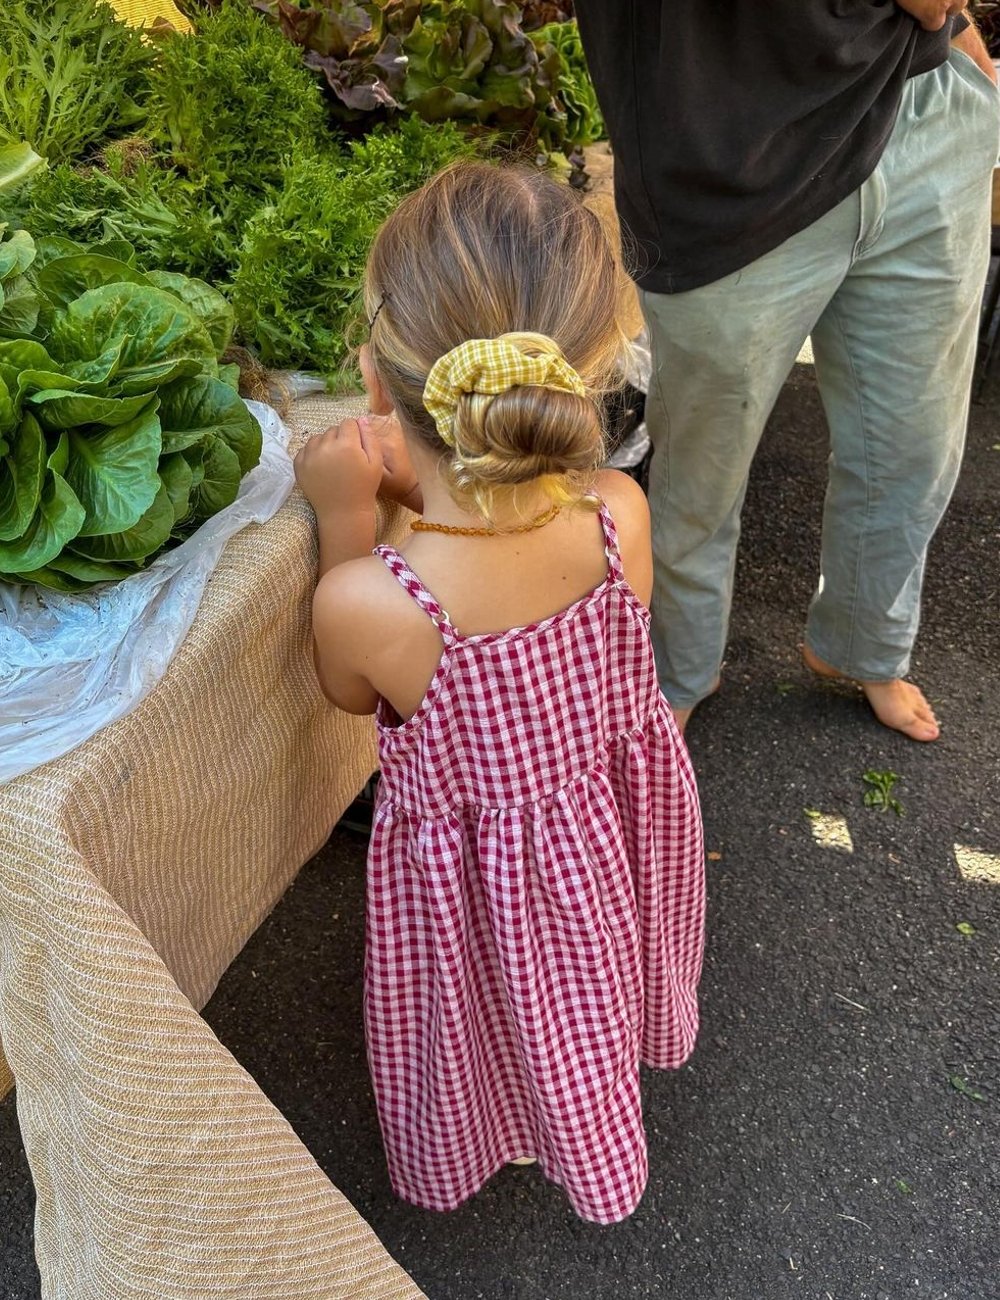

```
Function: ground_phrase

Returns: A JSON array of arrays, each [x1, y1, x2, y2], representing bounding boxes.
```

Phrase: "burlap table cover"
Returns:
[[0, 395, 425, 1298]]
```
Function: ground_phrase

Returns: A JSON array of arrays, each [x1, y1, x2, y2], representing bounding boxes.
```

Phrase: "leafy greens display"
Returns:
[[230, 117, 477, 371], [0, 228, 261, 590], [0, 0, 154, 166], [531, 19, 604, 148], [0, 0, 603, 379], [253, 0, 574, 145]]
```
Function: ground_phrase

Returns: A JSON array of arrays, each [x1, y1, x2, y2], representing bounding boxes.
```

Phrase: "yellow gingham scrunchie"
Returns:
[[423, 336, 586, 445]]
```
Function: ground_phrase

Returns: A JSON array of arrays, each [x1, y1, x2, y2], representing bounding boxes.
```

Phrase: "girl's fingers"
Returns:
[[357, 419, 385, 469]]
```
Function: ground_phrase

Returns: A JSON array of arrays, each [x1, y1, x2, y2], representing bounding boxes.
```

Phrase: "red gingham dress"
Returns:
[[367, 504, 705, 1224]]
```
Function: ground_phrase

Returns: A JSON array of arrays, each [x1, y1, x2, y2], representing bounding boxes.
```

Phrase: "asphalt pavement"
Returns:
[[2, 363, 997, 1299]]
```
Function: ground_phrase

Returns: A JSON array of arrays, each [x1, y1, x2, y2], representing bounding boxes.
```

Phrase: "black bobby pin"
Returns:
[[367, 294, 391, 331]]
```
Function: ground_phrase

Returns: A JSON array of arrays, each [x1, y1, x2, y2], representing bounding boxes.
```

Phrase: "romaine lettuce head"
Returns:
[[37, 253, 151, 311], [0, 426, 85, 574], [0, 226, 41, 339], [64, 405, 163, 539], [158, 375, 261, 475], [0, 409, 44, 541], [145, 271, 235, 355], [48, 283, 217, 396], [0, 234, 261, 589]]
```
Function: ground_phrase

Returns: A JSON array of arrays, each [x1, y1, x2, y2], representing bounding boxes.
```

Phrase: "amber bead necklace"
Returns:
[[410, 502, 561, 537]]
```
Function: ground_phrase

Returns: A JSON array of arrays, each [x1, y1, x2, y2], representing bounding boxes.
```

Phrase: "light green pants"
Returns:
[[641, 50, 1000, 708]]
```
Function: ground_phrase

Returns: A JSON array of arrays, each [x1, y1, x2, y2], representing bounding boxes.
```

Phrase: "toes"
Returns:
[[906, 689, 939, 734], [877, 707, 939, 742], [891, 702, 940, 742], [863, 683, 941, 742]]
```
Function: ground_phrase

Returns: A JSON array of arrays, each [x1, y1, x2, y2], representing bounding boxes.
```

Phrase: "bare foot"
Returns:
[[670, 680, 721, 735], [672, 705, 694, 734], [801, 645, 940, 742]]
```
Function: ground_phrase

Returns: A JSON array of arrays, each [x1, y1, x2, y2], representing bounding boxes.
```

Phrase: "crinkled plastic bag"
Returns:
[[0, 402, 295, 784], [607, 334, 652, 470]]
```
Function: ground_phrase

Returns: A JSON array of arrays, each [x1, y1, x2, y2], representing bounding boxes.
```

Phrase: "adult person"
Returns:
[[573, 1, 1000, 740]]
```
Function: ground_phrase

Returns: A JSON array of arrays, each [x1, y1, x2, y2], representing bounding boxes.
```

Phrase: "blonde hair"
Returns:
[[364, 161, 631, 520]]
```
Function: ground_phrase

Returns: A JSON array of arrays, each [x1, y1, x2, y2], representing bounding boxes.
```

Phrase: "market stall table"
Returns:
[[0, 396, 424, 1299]]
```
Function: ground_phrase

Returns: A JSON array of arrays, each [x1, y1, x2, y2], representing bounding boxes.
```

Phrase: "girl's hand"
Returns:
[[294, 418, 384, 522], [361, 412, 424, 513]]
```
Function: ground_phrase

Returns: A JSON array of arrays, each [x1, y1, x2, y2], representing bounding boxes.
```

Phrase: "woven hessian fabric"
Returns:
[[0, 395, 424, 1298], [108, 0, 194, 33]]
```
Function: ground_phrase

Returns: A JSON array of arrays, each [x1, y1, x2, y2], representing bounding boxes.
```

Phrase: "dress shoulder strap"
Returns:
[[373, 545, 459, 644], [597, 500, 626, 584]]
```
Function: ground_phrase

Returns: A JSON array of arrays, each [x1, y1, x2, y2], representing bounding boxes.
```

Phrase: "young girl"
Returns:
[[294, 162, 705, 1225]]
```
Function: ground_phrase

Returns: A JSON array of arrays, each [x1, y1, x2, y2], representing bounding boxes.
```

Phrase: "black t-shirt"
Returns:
[[574, 1, 966, 292]]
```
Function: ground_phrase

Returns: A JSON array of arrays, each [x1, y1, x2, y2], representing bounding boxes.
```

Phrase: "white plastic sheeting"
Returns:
[[0, 401, 294, 783]]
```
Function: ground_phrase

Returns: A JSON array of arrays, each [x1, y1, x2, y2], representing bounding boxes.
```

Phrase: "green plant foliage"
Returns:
[[531, 19, 604, 147], [230, 118, 476, 370], [4, 1, 335, 291], [346, 113, 481, 198], [1, 3, 491, 377], [0, 229, 262, 590], [256, 0, 565, 144], [862, 769, 904, 816], [0, 144, 45, 197], [147, 0, 331, 191], [229, 160, 382, 372], [0, 227, 43, 339], [0, 0, 154, 165], [5, 158, 256, 285]]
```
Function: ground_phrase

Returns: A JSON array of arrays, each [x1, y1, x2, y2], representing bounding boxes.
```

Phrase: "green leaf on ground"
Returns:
[[862, 769, 904, 816], [955, 921, 977, 936], [949, 1075, 986, 1103]]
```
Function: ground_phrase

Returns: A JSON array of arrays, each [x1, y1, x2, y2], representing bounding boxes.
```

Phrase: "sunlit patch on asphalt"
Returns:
[[953, 844, 1000, 885], [808, 812, 854, 853]]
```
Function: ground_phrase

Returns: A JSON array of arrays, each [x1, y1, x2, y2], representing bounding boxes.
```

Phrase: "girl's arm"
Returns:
[[294, 420, 384, 712], [310, 564, 381, 714], [295, 418, 384, 576]]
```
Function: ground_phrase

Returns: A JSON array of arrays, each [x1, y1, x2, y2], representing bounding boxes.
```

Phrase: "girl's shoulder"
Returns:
[[592, 469, 653, 605], [315, 550, 431, 638], [593, 468, 650, 528], [311, 549, 447, 716]]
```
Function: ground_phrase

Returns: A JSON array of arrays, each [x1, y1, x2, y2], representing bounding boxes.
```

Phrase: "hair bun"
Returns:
[[447, 379, 604, 493]]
